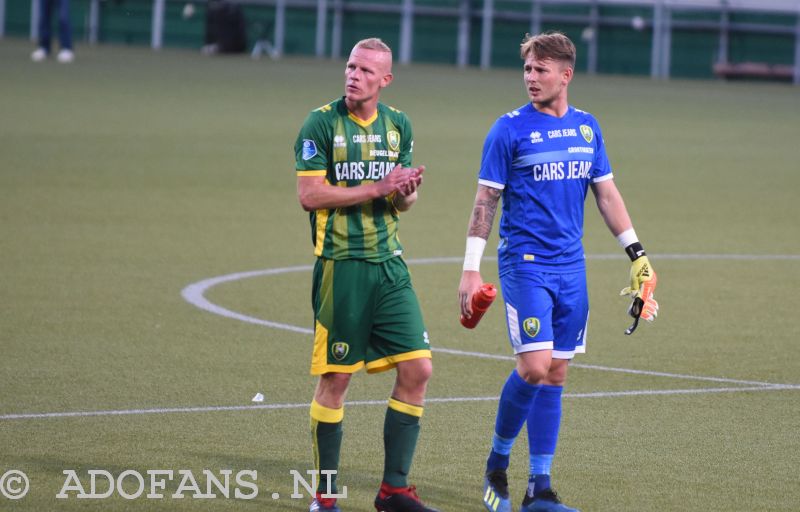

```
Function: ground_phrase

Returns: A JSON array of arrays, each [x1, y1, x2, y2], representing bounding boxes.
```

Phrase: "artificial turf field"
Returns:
[[1, 37, 799, 511]]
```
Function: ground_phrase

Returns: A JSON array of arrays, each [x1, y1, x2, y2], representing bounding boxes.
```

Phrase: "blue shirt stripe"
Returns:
[[512, 150, 595, 168]]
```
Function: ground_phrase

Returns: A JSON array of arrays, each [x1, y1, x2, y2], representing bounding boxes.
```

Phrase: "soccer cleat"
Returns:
[[519, 488, 579, 512], [31, 48, 47, 62], [375, 484, 439, 512], [310, 494, 341, 512], [483, 469, 511, 512], [57, 49, 75, 63]]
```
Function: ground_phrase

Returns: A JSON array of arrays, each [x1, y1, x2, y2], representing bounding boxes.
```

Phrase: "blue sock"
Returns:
[[527, 385, 563, 495], [527, 463, 552, 496], [487, 370, 541, 471]]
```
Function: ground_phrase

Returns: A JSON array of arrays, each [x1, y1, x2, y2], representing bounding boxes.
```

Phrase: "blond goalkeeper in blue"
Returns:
[[458, 32, 659, 512]]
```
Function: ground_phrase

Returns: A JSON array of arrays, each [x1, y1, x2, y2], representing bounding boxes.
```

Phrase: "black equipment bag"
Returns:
[[205, 1, 247, 53]]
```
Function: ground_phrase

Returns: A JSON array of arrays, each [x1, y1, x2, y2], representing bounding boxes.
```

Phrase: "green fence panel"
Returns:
[[412, 15, 459, 65], [339, 9, 402, 56], [729, 31, 794, 66], [670, 29, 719, 79], [597, 26, 651, 76], [99, 0, 152, 45], [163, 2, 206, 48]]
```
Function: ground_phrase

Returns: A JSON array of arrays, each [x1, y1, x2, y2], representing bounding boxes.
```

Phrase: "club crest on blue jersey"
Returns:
[[387, 130, 400, 152], [580, 125, 593, 143], [331, 342, 349, 361], [302, 139, 318, 160], [523, 317, 540, 338]]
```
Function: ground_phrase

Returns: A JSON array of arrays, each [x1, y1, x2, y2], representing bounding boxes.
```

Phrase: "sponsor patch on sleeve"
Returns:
[[302, 139, 318, 160]]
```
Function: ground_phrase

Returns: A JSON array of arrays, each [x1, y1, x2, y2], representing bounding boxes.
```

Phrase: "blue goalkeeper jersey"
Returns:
[[478, 103, 613, 275]]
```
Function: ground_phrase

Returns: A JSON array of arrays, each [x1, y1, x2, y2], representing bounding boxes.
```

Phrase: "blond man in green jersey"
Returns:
[[295, 38, 438, 512]]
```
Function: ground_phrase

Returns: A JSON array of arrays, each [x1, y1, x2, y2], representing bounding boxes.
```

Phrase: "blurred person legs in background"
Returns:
[[31, 0, 74, 63]]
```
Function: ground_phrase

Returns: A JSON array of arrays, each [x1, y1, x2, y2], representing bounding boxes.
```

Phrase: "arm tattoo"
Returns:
[[468, 186, 502, 239]]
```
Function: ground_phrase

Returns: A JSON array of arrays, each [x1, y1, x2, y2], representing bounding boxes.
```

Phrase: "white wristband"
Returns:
[[615, 228, 638, 248], [463, 236, 487, 272]]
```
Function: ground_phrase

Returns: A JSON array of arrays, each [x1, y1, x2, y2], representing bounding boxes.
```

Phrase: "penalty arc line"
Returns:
[[180, 256, 798, 389], [5, 255, 797, 423]]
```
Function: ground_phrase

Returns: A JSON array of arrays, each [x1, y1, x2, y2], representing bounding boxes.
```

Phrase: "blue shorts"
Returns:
[[500, 270, 589, 359]]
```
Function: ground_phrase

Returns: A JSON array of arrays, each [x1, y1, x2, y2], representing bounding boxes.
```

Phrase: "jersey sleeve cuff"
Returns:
[[592, 173, 614, 183], [478, 178, 505, 190], [297, 169, 328, 177]]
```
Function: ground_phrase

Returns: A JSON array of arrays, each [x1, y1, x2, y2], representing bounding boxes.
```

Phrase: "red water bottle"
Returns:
[[460, 283, 497, 329]]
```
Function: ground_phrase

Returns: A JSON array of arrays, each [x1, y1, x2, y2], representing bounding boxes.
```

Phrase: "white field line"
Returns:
[[180, 257, 796, 388], [432, 348, 783, 387], [5, 255, 797, 423], [399, 255, 800, 263], [3, 385, 799, 421], [181, 266, 314, 335]]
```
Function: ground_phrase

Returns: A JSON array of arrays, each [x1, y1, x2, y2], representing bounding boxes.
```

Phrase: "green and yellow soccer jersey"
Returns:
[[295, 97, 414, 262]]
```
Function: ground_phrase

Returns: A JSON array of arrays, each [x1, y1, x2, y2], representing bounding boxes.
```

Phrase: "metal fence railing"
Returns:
[[8, 0, 800, 83]]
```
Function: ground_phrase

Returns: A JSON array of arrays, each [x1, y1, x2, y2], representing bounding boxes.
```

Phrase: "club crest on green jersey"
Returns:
[[523, 317, 540, 338], [579, 125, 593, 143], [331, 342, 350, 361], [387, 130, 400, 152]]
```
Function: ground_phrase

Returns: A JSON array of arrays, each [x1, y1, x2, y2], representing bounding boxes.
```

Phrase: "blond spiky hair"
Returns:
[[520, 32, 576, 69], [353, 37, 392, 54]]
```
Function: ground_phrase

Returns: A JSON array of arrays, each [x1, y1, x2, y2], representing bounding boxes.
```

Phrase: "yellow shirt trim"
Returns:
[[348, 110, 378, 128], [297, 169, 328, 177], [314, 208, 329, 257]]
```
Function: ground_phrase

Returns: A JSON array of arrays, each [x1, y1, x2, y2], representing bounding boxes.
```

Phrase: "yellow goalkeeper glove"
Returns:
[[620, 255, 659, 333]]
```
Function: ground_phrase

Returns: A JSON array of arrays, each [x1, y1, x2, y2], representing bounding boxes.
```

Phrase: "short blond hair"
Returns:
[[353, 37, 392, 54], [520, 32, 576, 69]]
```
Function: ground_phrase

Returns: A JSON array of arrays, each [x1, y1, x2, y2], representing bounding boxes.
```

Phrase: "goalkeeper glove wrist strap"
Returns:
[[616, 229, 646, 261], [624, 242, 646, 262]]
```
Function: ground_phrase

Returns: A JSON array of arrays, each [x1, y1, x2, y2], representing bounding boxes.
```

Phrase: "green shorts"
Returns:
[[310, 256, 431, 375]]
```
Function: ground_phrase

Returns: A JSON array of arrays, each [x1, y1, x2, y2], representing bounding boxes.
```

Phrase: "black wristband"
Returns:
[[625, 242, 646, 262]]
